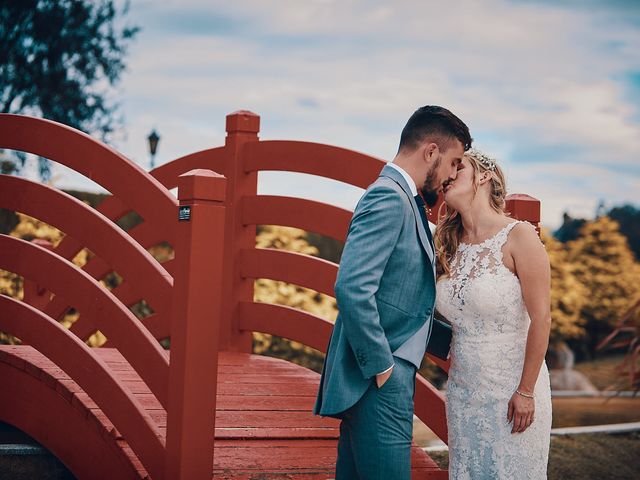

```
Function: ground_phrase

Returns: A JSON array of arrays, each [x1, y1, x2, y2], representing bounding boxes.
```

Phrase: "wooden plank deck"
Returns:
[[0, 345, 444, 479]]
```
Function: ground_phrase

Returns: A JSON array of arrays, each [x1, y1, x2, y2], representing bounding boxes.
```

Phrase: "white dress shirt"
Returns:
[[387, 162, 436, 235], [387, 162, 417, 196]]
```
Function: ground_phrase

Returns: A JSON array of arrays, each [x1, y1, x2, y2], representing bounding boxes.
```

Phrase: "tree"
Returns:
[[0, 0, 139, 179], [566, 216, 640, 358], [540, 229, 588, 341], [554, 212, 587, 243], [597, 298, 640, 392], [607, 204, 640, 260]]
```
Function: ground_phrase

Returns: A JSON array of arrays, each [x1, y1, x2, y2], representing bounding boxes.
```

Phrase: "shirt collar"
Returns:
[[387, 162, 418, 196]]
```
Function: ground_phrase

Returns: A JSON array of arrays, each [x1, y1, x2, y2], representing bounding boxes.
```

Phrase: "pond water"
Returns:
[[552, 397, 640, 428]]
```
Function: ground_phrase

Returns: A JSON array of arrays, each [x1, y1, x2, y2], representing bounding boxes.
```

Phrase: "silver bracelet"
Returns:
[[515, 389, 535, 399]]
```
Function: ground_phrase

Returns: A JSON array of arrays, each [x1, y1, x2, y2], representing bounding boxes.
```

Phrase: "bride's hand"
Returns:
[[507, 391, 535, 433]]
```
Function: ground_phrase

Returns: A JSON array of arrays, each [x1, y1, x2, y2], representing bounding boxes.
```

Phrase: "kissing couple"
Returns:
[[314, 106, 553, 479]]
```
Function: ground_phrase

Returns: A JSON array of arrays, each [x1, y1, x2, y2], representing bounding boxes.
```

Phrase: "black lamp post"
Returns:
[[147, 129, 160, 170]]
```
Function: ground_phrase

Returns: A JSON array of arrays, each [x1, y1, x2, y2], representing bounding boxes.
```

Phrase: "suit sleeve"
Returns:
[[334, 184, 404, 380]]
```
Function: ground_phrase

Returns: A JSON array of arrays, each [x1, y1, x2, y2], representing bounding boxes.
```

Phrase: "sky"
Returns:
[[43, 0, 640, 229]]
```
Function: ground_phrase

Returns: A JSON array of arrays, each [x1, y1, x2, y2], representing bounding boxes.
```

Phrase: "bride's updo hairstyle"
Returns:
[[435, 149, 508, 277]]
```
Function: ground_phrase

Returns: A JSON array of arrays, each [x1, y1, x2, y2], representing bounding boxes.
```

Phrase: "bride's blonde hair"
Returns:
[[435, 149, 508, 278]]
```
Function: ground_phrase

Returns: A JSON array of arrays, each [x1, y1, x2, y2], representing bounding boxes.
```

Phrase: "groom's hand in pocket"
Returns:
[[376, 365, 394, 388]]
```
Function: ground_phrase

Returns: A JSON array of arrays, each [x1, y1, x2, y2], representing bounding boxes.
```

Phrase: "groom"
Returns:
[[313, 106, 472, 479]]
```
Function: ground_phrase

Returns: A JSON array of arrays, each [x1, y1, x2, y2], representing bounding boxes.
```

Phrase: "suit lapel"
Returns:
[[379, 165, 436, 268]]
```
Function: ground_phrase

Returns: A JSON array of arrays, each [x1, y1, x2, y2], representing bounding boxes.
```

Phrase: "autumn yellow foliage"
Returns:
[[541, 229, 588, 340], [566, 216, 640, 354]]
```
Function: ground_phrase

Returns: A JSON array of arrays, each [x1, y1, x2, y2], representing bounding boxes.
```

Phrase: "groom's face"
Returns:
[[420, 139, 465, 207]]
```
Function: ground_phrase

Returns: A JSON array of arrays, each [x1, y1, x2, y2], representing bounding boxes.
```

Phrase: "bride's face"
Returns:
[[442, 155, 476, 209]]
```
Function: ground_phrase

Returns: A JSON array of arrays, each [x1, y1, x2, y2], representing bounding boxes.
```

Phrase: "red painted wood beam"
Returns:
[[0, 114, 176, 239], [218, 111, 260, 352], [243, 140, 385, 189], [0, 235, 170, 408], [165, 169, 227, 480], [414, 374, 448, 444], [243, 195, 352, 242], [240, 248, 338, 297], [0, 174, 173, 316], [150, 147, 227, 188], [0, 361, 142, 479], [0, 296, 165, 479], [238, 301, 333, 353]]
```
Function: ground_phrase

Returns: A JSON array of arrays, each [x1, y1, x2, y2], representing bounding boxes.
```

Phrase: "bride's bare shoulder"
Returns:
[[511, 220, 539, 238], [507, 221, 546, 255]]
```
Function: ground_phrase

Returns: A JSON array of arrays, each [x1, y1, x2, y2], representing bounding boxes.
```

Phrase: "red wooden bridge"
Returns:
[[0, 111, 540, 479]]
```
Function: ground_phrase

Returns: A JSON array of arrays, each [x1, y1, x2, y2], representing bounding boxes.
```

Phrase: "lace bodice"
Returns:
[[435, 220, 552, 479], [437, 220, 532, 339]]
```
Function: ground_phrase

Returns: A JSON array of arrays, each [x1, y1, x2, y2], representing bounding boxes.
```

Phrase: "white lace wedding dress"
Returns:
[[435, 220, 552, 479]]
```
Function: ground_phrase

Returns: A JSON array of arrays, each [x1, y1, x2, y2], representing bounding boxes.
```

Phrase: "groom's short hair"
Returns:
[[398, 106, 472, 154]]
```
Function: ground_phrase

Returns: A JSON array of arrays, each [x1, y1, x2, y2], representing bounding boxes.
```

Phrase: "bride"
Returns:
[[434, 149, 553, 479]]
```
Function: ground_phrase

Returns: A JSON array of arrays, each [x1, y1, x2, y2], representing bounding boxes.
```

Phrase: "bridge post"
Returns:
[[165, 169, 227, 480], [506, 193, 541, 233], [218, 110, 260, 352]]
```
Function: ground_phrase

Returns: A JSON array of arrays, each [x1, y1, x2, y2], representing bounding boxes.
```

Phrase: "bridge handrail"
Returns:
[[243, 140, 386, 189], [0, 174, 173, 320], [0, 235, 170, 408], [0, 296, 165, 479], [0, 114, 177, 238]]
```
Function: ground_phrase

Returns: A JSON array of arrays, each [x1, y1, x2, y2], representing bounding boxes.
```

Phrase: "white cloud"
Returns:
[[50, 0, 640, 230]]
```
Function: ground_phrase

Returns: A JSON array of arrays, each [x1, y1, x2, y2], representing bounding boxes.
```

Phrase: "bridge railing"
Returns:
[[0, 114, 180, 479], [216, 111, 450, 443], [0, 111, 541, 480], [0, 115, 177, 346]]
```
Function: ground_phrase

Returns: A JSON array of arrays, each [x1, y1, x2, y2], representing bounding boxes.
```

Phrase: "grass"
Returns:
[[429, 432, 640, 480]]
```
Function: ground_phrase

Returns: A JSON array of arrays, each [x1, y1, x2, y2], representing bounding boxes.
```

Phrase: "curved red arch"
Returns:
[[414, 375, 448, 443], [0, 175, 173, 315], [240, 248, 338, 297], [243, 140, 385, 189], [38, 203, 173, 338], [0, 114, 176, 236], [150, 147, 227, 188], [0, 235, 169, 408], [243, 195, 351, 242], [238, 301, 333, 353], [0, 296, 165, 479], [0, 360, 143, 480]]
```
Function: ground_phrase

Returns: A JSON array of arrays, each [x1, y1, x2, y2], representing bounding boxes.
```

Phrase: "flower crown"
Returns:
[[466, 148, 497, 171]]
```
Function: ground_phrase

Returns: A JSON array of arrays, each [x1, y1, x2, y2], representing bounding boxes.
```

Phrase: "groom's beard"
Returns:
[[420, 155, 441, 208]]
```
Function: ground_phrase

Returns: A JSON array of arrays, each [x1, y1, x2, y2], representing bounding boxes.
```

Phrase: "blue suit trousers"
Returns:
[[335, 357, 417, 480]]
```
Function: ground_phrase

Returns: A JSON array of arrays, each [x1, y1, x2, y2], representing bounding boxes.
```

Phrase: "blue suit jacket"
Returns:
[[313, 164, 436, 418]]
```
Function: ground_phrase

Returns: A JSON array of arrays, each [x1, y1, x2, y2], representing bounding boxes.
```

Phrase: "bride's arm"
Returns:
[[508, 222, 552, 433]]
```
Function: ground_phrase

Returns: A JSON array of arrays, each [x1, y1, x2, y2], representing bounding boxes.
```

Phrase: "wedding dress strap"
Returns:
[[491, 220, 522, 250]]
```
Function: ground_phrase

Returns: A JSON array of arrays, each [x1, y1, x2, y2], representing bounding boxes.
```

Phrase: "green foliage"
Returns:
[[607, 204, 640, 260], [0, 0, 139, 179], [554, 212, 587, 243]]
